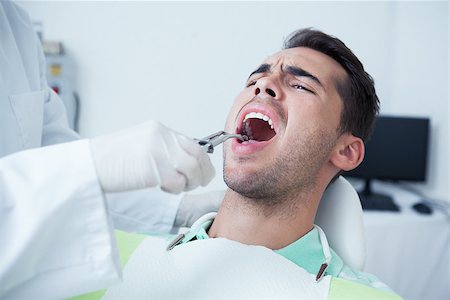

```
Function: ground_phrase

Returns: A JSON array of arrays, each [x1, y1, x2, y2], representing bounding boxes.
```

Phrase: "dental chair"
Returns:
[[316, 176, 365, 270]]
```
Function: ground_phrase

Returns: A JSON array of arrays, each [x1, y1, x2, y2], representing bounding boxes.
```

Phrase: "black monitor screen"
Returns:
[[345, 115, 430, 182]]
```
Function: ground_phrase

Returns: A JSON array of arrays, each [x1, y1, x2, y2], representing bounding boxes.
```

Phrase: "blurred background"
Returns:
[[19, 2, 449, 299]]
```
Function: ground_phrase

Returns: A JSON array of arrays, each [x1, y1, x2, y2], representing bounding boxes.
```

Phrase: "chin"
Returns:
[[223, 168, 281, 200]]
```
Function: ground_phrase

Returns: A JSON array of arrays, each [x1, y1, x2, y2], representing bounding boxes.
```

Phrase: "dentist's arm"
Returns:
[[0, 140, 118, 299], [0, 121, 215, 299], [93, 120, 219, 232]]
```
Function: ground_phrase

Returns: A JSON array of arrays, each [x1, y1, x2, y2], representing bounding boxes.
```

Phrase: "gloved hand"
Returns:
[[174, 190, 226, 228], [90, 121, 215, 194]]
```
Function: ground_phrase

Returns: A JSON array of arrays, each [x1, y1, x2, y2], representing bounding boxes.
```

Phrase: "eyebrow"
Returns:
[[248, 63, 324, 89], [248, 63, 271, 79], [284, 65, 323, 88]]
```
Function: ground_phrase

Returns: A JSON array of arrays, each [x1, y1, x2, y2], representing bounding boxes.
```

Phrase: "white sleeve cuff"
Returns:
[[106, 188, 181, 234]]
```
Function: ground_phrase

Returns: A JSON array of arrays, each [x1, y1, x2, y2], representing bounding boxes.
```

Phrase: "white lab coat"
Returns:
[[0, 1, 179, 298], [0, 140, 121, 299], [0, 1, 79, 156]]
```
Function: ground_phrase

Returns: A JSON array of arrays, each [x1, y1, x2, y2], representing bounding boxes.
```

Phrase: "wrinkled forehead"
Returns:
[[262, 47, 347, 88]]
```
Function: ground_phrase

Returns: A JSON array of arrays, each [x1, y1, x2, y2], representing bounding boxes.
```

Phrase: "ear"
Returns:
[[330, 134, 365, 171]]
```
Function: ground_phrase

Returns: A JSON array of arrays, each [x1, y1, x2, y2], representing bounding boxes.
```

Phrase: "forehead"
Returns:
[[263, 47, 347, 88]]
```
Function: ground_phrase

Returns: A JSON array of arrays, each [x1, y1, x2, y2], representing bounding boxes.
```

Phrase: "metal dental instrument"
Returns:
[[198, 131, 248, 153]]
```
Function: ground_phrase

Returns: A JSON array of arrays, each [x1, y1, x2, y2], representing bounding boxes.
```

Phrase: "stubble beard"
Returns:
[[223, 128, 337, 213]]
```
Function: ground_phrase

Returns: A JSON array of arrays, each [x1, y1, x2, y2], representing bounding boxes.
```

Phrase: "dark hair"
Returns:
[[283, 28, 379, 142]]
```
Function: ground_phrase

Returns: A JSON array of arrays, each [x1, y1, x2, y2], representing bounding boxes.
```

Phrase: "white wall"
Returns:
[[19, 1, 448, 201]]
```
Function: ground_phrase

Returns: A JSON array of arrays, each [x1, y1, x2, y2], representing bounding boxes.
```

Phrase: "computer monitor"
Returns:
[[344, 115, 430, 211]]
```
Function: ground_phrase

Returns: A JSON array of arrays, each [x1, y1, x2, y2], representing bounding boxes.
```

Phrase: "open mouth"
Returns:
[[239, 112, 277, 142]]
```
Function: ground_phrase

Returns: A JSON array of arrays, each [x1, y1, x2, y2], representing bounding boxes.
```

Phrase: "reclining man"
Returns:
[[80, 28, 402, 299]]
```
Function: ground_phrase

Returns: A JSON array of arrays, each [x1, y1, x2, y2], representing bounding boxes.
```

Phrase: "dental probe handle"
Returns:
[[197, 131, 248, 154]]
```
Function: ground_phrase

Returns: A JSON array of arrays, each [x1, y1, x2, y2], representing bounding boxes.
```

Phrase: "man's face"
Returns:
[[223, 47, 347, 199]]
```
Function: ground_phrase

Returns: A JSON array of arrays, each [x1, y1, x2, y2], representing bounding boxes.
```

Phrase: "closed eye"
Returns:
[[292, 84, 315, 94], [246, 80, 257, 87]]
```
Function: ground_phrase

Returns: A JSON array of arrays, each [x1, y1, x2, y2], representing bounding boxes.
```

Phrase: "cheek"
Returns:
[[286, 105, 337, 138], [224, 112, 235, 132], [225, 91, 250, 131], [321, 105, 342, 131], [290, 96, 341, 128]]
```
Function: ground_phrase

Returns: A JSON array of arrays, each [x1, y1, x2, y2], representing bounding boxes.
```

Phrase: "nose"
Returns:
[[253, 76, 281, 100]]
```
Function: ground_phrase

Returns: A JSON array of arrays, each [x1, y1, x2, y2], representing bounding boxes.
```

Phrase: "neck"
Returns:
[[208, 188, 320, 250]]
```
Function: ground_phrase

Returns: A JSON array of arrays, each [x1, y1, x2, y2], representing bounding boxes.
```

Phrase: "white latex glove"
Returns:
[[90, 121, 215, 194], [174, 190, 226, 228]]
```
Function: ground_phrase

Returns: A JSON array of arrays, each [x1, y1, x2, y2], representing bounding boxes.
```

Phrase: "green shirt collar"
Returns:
[[274, 226, 344, 276], [179, 213, 345, 278]]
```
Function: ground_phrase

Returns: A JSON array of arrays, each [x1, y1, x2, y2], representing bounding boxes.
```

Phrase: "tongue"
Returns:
[[248, 119, 276, 142]]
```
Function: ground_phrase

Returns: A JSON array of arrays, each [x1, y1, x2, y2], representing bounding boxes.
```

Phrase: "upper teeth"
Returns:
[[244, 112, 274, 129]]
